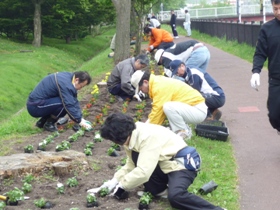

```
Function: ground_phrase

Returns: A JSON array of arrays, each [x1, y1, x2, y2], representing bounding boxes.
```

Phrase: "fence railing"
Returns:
[[158, 4, 272, 21]]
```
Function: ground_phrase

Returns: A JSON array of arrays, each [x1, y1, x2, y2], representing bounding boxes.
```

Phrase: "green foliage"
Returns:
[[99, 187, 109, 197], [84, 147, 93, 156], [66, 177, 79, 187], [139, 192, 153, 205], [0, 201, 6, 209], [56, 140, 71, 151], [24, 144, 34, 152], [107, 147, 115, 156], [85, 142, 94, 149], [86, 193, 97, 203], [94, 132, 103, 142], [22, 174, 35, 184], [56, 184, 65, 194], [34, 198, 46, 208], [22, 182, 32, 194], [6, 187, 24, 202]]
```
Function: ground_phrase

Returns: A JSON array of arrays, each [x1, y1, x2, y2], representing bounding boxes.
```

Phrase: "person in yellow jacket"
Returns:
[[130, 70, 207, 139], [87, 113, 226, 210], [144, 25, 174, 53]]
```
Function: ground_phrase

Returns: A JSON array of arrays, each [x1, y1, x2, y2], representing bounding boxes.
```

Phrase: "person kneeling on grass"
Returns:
[[130, 70, 207, 140], [87, 113, 226, 210], [26, 71, 92, 132], [169, 60, 225, 120]]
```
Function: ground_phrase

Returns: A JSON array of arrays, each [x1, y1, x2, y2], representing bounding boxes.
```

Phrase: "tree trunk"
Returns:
[[32, 0, 43, 47], [112, 0, 131, 64]]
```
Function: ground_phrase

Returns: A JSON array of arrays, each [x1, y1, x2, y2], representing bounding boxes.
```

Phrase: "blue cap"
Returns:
[[169, 60, 184, 76]]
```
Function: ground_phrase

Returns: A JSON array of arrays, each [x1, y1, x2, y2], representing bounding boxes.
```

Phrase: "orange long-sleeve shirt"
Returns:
[[147, 28, 174, 52]]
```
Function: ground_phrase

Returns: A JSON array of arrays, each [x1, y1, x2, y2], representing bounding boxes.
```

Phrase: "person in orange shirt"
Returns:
[[144, 25, 174, 53]]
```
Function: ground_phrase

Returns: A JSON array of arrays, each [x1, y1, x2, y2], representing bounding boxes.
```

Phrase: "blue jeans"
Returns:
[[27, 97, 67, 119], [186, 46, 210, 73]]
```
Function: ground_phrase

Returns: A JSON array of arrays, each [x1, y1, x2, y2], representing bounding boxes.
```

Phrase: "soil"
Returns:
[[0, 71, 171, 210]]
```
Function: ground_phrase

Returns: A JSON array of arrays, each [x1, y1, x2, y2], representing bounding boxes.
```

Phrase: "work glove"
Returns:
[[145, 50, 150, 55], [133, 94, 142, 102], [149, 45, 154, 51], [79, 118, 93, 131], [250, 73, 260, 91], [173, 24, 175, 27], [112, 183, 129, 200], [87, 178, 118, 194]]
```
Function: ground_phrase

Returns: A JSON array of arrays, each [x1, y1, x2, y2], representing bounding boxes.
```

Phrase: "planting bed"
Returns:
[[0, 77, 173, 210]]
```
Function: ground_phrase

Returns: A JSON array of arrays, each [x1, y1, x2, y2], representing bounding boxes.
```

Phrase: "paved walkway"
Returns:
[[176, 36, 280, 210]]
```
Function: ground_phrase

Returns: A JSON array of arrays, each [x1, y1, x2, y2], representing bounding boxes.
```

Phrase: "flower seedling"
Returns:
[[107, 147, 118, 157], [56, 140, 71, 152], [85, 142, 94, 149], [34, 198, 46, 208], [5, 187, 24, 205], [84, 147, 92, 156], [135, 101, 146, 110], [0, 201, 6, 209], [37, 142, 47, 151], [68, 134, 79, 142], [99, 187, 109, 197], [111, 143, 121, 151], [22, 174, 34, 184], [86, 194, 98, 207], [56, 183, 64, 194], [24, 144, 34, 153], [139, 192, 153, 210], [82, 108, 90, 117], [109, 95, 116, 103], [120, 157, 127, 166], [94, 132, 103, 142], [22, 182, 32, 194], [66, 177, 79, 187]]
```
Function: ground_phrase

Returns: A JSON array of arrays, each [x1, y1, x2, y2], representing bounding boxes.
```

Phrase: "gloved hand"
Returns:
[[250, 73, 260, 91], [173, 24, 175, 27], [145, 50, 150, 55], [138, 91, 146, 99], [149, 45, 154, 51], [112, 183, 129, 200], [79, 118, 93, 131], [87, 178, 118, 194], [133, 94, 142, 102]]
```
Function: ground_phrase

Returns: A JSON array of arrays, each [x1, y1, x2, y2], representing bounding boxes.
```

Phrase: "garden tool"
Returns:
[[0, 195, 8, 202]]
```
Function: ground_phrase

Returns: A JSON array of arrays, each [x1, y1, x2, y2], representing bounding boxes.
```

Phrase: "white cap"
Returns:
[[155, 49, 164, 64], [131, 71, 145, 94]]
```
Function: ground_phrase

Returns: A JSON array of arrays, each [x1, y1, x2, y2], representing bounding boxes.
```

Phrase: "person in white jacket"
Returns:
[[87, 112, 226, 210], [184, 10, 191, 37]]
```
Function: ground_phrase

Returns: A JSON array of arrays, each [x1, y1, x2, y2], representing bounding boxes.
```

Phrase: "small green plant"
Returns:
[[109, 94, 116, 103], [37, 142, 47, 151], [111, 143, 120, 150], [68, 134, 78, 142], [107, 147, 115, 156], [120, 157, 127, 166], [6, 187, 24, 203], [85, 142, 94, 149], [56, 183, 64, 194], [94, 132, 103, 142], [84, 147, 93, 156], [66, 177, 79, 187], [56, 140, 71, 151], [22, 174, 34, 184], [99, 187, 109, 197], [24, 144, 34, 153], [139, 192, 153, 205], [0, 201, 6, 209], [34, 198, 46, 208], [22, 182, 32, 194], [115, 165, 122, 171], [86, 194, 97, 203]]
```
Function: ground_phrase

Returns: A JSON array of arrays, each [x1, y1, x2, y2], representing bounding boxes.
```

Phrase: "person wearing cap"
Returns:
[[131, 70, 208, 139], [107, 54, 149, 102], [87, 112, 226, 210], [143, 25, 174, 53], [154, 40, 211, 76], [169, 60, 225, 121]]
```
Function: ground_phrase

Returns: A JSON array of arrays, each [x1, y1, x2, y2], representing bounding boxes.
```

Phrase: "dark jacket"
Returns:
[[28, 72, 82, 123], [252, 18, 280, 80], [170, 13, 176, 25]]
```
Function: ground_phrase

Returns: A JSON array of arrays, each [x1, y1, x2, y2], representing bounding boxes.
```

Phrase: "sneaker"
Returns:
[[43, 118, 58, 132], [212, 109, 222, 121], [176, 126, 192, 140], [36, 117, 48, 128], [174, 36, 179, 39]]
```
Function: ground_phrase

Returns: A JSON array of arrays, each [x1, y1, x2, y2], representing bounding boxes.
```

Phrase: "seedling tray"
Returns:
[[195, 120, 229, 141]]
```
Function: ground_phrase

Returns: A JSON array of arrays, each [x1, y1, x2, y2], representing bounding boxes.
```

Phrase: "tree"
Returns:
[[32, 0, 44, 47], [112, 0, 131, 64]]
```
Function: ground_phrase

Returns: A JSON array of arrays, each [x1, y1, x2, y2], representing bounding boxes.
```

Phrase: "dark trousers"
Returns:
[[158, 42, 175, 51], [203, 93, 226, 115], [27, 97, 67, 120], [132, 151, 223, 210], [268, 78, 280, 131], [108, 84, 133, 100], [171, 25, 178, 37]]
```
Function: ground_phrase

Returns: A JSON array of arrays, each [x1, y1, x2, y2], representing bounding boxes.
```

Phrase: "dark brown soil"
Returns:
[[0, 77, 171, 210]]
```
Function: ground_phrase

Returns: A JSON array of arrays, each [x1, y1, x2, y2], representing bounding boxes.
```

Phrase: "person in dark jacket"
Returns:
[[250, 0, 280, 133], [170, 60, 225, 120], [27, 71, 92, 132], [107, 54, 149, 102], [170, 10, 178, 38]]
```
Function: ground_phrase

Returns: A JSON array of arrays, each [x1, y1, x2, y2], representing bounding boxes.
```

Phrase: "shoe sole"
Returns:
[[213, 110, 222, 121]]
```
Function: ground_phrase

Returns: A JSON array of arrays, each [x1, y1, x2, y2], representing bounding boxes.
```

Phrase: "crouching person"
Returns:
[[87, 113, 225, 210]]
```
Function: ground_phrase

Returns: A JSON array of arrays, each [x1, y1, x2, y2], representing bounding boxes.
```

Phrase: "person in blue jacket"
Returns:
[[26, 71, 92, 132], [169, 60, 225, 120]]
